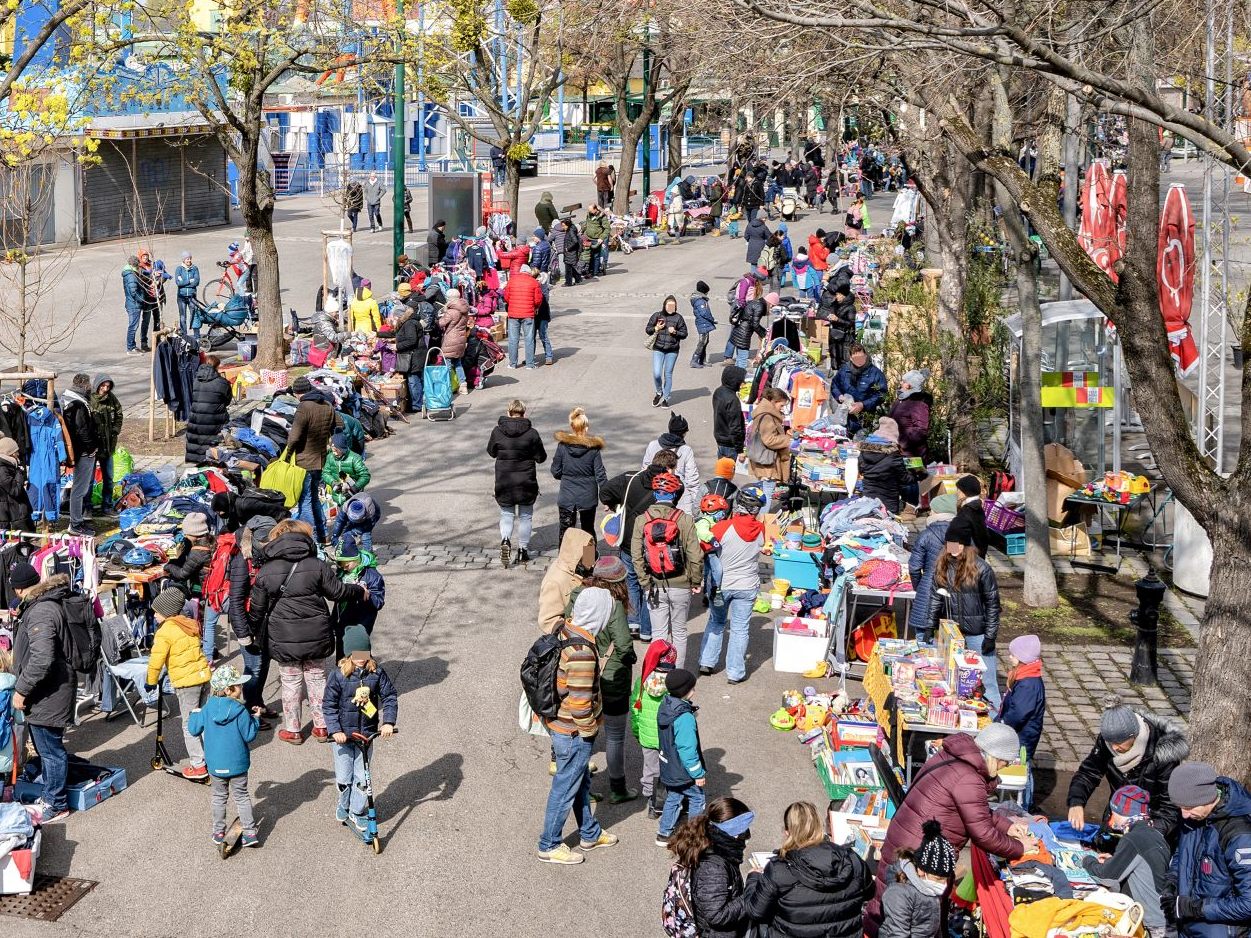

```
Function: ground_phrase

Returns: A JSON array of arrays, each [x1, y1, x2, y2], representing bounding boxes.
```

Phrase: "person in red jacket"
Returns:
[[863, 725, 1036, 937], [808, 230, 831, 272], [498, 240, 530, 276], [503, 264, 544, 369]]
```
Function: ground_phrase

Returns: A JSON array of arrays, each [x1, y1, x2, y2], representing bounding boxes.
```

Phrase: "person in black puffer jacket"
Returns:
[[817, 277, 857, 370], [669, 796, 755, 938], [247, 520, 365, 744], [487, 399, 547, 566], [185, 355, 232, 465], [394, 304, 434, 413], [645, 295, 688, 408], [728, 297, 766, 369], [551, 406, 607, 546], [744, 801, 873, 938], [858, 417, 910, 514], [0, 437, 33, 531], [228, 515, 277, 720], [713, 365, 747, 459]]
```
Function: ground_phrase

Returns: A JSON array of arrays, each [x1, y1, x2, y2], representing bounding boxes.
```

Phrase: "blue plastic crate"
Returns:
[[772, 548, 823, 590], [15, 764, 127, 813], [1004, 533, 1026, 556]]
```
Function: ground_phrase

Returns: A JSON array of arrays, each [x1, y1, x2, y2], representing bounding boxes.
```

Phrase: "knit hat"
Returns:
[[764, 292, 780, 307], [714, 457, 736, 480], [591, 555, 627, 583], [335, 539, 361, 561], [245, 514, 276, 543], [0, 437, 18, 459], [635, 639, 678, 706], [956, 475, 982, 497], [929, 493, 958, 518], [571, 587, 613, 637], [10, 562, 39, 591], [1008, 635, 1041, 664], [1168, 762, 1220, 808], [210, 664, 248, 694], [899, 369, 929, 399], [1100, 705, 1141, 745], [331, 433, 347, 452], [915, 820, 958, 878], [151, 588, 186, 619], [872, 417, 900, 445], [342, 624, 372, 657], [292, 376, 312, 394], [666, 668, 697, 698], [945, 514, 975, 547], [974, 723, 1020, 762], [182, 512, 210, 538], [181, 251, 192, 260], [695, 280, 710, 294], [1109, 785, 1151, 818], [668, 412, 689, 436]]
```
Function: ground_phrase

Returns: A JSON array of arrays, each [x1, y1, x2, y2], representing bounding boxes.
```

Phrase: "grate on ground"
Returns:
[[0, 876, 97, 922]]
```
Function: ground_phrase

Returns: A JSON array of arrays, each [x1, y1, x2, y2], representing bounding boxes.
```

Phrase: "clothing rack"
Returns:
[[0, 369, 58, 406], [148, 329, 184, 442], [0, 527, 98, 596]]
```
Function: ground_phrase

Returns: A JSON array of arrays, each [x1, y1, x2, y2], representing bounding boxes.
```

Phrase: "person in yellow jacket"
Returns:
[[146, 587, 213, 779], [348, 286, 381, 334]]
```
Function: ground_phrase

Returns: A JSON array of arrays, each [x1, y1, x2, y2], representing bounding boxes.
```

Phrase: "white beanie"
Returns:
[[571, 587, 613, 637]]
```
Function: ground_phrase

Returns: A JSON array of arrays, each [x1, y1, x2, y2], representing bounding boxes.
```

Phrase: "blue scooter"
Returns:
[[346, 730, 393, 853]]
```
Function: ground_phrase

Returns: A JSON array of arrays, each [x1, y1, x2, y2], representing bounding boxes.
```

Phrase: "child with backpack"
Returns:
[[880, 820, 958, 938], [164, 511, 217, 660], [333, 540, 386, 658], [188, 664, 260, 849], [331, 492, 381, 552], [323, 626, 397, 837], [655, 668, 706, 846], [630, 639, 677, 820], [146, 587, 212, 780], [695, 493, 730, 608]]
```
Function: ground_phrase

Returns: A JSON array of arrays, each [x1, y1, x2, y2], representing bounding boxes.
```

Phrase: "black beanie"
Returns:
[[10, 562, 39, 590], [696, 280, 710, 294], [915, 820, 957, 878], [945, 515, 975, 547], [956, 475, 982, 497], [665, 668, 697, 698], [668, 412, 689, 436]]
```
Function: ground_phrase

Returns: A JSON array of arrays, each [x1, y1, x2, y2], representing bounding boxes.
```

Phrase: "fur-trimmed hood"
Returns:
[[1138, 709, 1190, 764], [23, 573, 69, 603], [554, 431, 604, 449]]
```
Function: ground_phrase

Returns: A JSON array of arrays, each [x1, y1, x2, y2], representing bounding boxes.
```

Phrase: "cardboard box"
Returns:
[[1045, 443, 1088, 524], [804, 317, 830, 346], [0, 829, 39, 895]]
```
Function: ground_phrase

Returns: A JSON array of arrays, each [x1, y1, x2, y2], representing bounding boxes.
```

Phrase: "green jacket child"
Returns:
[[323, 434, 371, 505]]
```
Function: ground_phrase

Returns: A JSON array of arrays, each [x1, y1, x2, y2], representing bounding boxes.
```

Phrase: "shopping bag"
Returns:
[[259, 451, 307, 508], [517, 693, 549, 737]]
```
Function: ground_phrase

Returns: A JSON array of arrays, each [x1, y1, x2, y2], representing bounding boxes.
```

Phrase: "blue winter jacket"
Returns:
[[997, 674, 1046, 758], [690, 293, 717, 335], [121, 264, 144, 314], [832, 360, 888, 434], [529, 239, 551, 273], [907, 518, 950, 633], [1172, 778, 1251, 938], [337, 560, 385, 632], [188, 694, 258, 778], [323, 664, 399, 738], [174, 263, 200, 298], [657, 695, 705, 787]]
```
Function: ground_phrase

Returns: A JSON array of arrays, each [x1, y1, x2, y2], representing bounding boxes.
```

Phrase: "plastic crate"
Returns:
[[1004, 533, 1026, 556], [15, 764, 127, 813], [985, 499, 1025, 533], [815, 749, 885, 802]]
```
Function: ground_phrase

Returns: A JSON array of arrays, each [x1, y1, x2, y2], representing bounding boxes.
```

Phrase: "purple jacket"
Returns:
[[889, 393, 932, 459]]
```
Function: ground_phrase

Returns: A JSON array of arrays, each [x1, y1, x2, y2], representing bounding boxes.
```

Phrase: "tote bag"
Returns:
[[259, 451, 307, 508]]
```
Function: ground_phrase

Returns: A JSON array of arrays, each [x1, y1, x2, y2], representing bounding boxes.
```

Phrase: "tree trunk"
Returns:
[[931, 172, 976, 468], [615, 125, 642, 212], [504, 154, 521, 224], [247, 206, 283, 368], [667, 111, 683, 183]]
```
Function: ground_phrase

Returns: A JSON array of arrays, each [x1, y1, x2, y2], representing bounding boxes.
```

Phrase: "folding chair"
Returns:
[[98, 614, 153, 728]]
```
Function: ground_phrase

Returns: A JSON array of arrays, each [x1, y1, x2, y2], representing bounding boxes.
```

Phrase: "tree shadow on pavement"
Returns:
[[377, 751, 464, 847], [665, 387, 711, 408], [251, 766, 334, 835]]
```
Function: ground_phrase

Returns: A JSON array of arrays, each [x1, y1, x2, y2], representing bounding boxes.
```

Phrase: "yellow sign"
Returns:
[[1040, 372, 1115, 408]]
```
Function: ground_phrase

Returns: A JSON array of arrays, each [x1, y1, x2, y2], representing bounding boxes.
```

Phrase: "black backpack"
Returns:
[[59, 592, 102, 674], [520, 629, 595, 720]]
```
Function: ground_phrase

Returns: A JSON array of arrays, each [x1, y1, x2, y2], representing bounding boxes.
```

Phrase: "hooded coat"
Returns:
[[691, 826, 753, 938], [551, 431, 607, 510], [188, 695, 259, 778], [807, 234, 830, 271], [729, 298, 767, 352], [748, 398, 792, 483], [536, 528, 594, 633], [535, 193, 559, 232], [323, 662, 399, 738], [859, 440, 909, 513], [487, 416, 547, 507], [907, 517, 951, 633], [1172, 777, 1251, 938], [745, 217, 772, 265], [185, 363, 232, 464], [122, 263, 144, 314], [691, 292, 717, 335], [890, 392, 933, 459], [348, 288, 381, 333], [437, 297, 471, 358], [90, 375, 124, 456], [146, 614, 210, 688], [12, 574, 76, 728], [0, 456, 33, 530], [743, 839, 874, 938], [335, 549, 386, 632], [247, 531, 358, 664], [642, 432, 701, 517], [714, 366, 747, 453], [61, 388, 99, 459]]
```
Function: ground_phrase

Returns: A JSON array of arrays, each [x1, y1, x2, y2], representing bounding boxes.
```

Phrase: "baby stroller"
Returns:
[[190, 293, 256, 350], [421, 347, 455, 420], [465, 327, 505, 389]]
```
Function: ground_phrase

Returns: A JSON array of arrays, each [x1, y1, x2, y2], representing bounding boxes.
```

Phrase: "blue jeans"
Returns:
[[699, 588, 756, 680], [406, 374, 423, 412], [499, 504, 533, 548], [70, 454, 96, 525], [759, 479, 777, 517], [98, 658, 158, 712], [537, 320, 553, 361], [507, 318, 536, 367], [177, 296, 194, 333], [716, 444, 739, 459], [125, 306, 141, 351], [659, 781, 706, 837], [620, 550, 651, 637], [334, 741, 370, 818], [295, 469, 326, 542], [734, 347, 750, 369], [652, 350, 678, 399], [241, 637, 270, 711], [96, 453, 113, 509], [539, 732, 602, 851], [29, 725, 91, 813], [446, 356, 466, 386], [963, 633, 1002, 711], [703, 553, 723, 597], [203, 599, 224, 661]]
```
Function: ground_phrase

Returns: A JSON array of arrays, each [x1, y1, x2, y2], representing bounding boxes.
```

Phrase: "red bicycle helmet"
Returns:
[[651, 472, 682, 493], [700, 493, 729, 514]]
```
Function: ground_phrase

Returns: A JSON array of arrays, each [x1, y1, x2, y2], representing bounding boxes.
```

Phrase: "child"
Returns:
[[880, 820, 958, 938], [0, 648, 17, 781], [997, 634, 1046, 809], [630, 639, 677, 819], [655, 668, 706, 846], [696, 493, 730, 607], [703, 457, 739, 502], [331, 491, 381, 552], [188, 665, 260, 849], [689, 280, 717, 368], [146, 587, 212, 780], [322, 434, 371, 506], [323, 625, 397, 836], [1081, 786, 1170, 938], [333, 540, 386, 658]]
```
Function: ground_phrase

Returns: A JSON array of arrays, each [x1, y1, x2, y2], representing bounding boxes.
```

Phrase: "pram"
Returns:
[[189, 293, 257, 349], [421, 347, 455, 420], [463, 327, 505, 389]]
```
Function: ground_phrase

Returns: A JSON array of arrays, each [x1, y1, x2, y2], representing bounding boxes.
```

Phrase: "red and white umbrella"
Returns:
[[1157, 183, 1198, 376], [1078, 161, 1118, 280], [1110, 170, 1128, 261]]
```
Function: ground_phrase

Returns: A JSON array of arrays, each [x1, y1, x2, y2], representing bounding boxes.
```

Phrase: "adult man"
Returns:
[[287, 376, 342, 545], [1068, 704, 1190, 839], [174, 251, 200, 334], [11, 564, 85, 823], [363, 171, 386, 232], [1168, 761, 1251, 938], [62, 373, 99, 536], [489, 144, 506, 188], [89, 375, 123, 515], [503, 263, 543, 369], [864, 724, 1034, 937], [831, 344, 887, 436], [584, 205, 611, 278], [426, 219, 448, 266], [121, 256, 145, 354], [537, 588, 619, 865], [601, 449, 681, 641], [535, 191, 559, 234], [818, 279, 857, 370], [713, 365, 747, 459], [344, 180, 364, 231], [594, 160, 615, 209], [631, 472, 702, 669], [698, 489, 764, 684]]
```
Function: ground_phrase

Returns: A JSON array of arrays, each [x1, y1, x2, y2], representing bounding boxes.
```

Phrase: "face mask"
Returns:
[[914, 876, 947, 898]]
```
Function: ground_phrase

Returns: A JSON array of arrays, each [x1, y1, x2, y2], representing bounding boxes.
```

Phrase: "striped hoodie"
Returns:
[[543, 622, 602, 739]]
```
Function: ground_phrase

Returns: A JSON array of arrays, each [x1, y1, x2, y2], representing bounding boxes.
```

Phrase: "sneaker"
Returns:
[[727, 676, 747, 686], [698, 666, 713, 676], [538, 844, 584, 865], [127, 348, 142, 356], [41, 807, 70, 824], [500, 539, 511, 569], [278, 729, 304, 745], [311, 727, 329, 742], [257, 718, 273, 732], [240, 832, 260, 848], [652, 393, 662, 407], [212, 830, 226, 845], [141, 345, 152, 352], [580, 831, 619, 851], [517, 547, 531, 564], [660, 399, 671, 408], [336, 805, 349, 824], [68, 523, 94, 536], [348, 814, 370, 837], [182, 763, 209, 780], [545, 359, 554, 366], [608, 787, 639, 805], [655, 833, 671, 847]]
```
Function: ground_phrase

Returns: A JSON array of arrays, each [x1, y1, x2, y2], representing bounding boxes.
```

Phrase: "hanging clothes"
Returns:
[[0, 399, 31, 462], [154, 335, 201, 421], [26, 404, 66, 522]]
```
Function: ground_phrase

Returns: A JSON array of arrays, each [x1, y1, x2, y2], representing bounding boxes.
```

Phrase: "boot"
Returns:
[[609, 777, 639, 804]]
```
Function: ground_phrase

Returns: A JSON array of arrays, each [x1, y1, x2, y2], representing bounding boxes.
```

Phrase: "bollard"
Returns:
[[1129, 568, 1167, 685]]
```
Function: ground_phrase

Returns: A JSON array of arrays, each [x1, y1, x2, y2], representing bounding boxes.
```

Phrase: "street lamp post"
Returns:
[[641, 41, 651, 199], [392, 0, 406, 284]]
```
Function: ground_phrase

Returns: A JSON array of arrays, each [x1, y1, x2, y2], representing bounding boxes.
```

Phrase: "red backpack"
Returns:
[[642, 509, 686, 578], [202, 532, 237, 613]]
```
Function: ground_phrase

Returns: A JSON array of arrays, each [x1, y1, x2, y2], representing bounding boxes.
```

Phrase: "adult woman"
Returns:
[[247, 519, 366, 744], [228, 515, 278, 726], [845, 194, 868, 239], [927, 516, 1002, 708], [487, 399, 547, 567], [185, 354, 231, 465], [645, 295, 688, 409], [551, 406, 608, 545], [669, 796, 755, 938], [395, 303, 433, 413], [906, 494, 956, 643], [744, 801, 873, 938], [760, 231, 785, 293], [728, 283, 767, 369], [566, 557, 637, 803], [0, 437, 32, 531], [437, 287, 471, 396], [348, 285, 380, 334], [747, 387, 792, 516], [889, 369, 932, 512], [859, 416, 910, 514]]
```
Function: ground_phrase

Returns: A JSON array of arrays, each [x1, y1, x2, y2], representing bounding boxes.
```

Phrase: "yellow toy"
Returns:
[[795, 705, 829, 732]]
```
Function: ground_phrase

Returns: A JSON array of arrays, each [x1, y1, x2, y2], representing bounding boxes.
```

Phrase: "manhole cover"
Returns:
[[0, 876, 97, 922]]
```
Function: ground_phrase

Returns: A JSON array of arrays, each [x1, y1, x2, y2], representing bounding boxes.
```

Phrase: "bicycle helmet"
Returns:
[[699, 493, 729, 515], [735, 488, 765, 516], [122, 547, 155, 568], [650, 472, 682, 494], [228, 241, 240, 252]]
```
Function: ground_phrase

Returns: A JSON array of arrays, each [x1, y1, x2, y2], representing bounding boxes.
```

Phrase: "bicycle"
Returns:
[[201, 253, 250, 304]]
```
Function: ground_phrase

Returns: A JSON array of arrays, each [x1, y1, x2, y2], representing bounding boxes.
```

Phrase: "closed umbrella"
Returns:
[[1157, 183, 1198, 376]]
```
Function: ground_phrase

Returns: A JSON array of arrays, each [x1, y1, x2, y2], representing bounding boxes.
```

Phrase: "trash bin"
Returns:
[[586, 131, 600, 160]]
